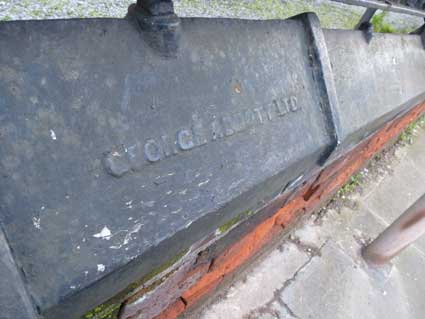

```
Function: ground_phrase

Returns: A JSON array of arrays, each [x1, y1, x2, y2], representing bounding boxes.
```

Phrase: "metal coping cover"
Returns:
[[0, 11, 425, 319]]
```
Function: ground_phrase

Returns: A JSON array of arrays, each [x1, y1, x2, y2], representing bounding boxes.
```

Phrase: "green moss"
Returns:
[[399, 114, 425, 144], [218, 215, 242, 234], [371, 12, 396, 33], [218, 210, 253, 234], [338, 173, 363, 196], [83, 302, 121, 319], [140, 249, 188, 285]]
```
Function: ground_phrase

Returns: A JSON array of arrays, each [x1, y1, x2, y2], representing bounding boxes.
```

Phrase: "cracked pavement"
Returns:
[[190, 122, 425, 319]]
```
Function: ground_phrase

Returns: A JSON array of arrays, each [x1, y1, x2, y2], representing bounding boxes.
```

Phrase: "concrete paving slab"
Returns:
[[199, 243, 309, 319], [280, 242, 409, 319], [406, 127, 425, 170], [257, 301, 297, 319], [362, 159, 425, 225], [291, 202, 387, 266], [387, 246, 425, 318]]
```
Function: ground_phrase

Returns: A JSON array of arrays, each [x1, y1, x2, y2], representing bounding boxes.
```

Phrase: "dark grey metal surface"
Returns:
[[0, 227, 37, 319], [0, 12, 424, 319], [324, 29, 425, 151], [0, 15, 334, 319]]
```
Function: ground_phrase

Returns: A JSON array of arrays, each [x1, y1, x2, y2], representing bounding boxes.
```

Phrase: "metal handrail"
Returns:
[[362, 194, 425, 265], [332, 0, 425, 18]]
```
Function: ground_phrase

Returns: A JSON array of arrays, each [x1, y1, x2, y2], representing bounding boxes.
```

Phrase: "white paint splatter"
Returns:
[[125, 200, 133, 209], [50, 129, 57, 140], [179, 189, 188, 195], [32, 217, 41, 230], [198, 179, 210, 187], [97, 264, 106, 272], [93, 226, 112, 240], [123, 223, 143, 246], [109, 223, 144, 249], [166, 190, 173, 195]]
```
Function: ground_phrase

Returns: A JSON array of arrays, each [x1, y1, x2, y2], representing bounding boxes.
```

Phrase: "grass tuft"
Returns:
[[371, 12, 396, 33]]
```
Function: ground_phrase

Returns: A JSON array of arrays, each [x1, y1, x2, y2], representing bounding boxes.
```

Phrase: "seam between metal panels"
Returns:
[[295, 13, 342, 165]]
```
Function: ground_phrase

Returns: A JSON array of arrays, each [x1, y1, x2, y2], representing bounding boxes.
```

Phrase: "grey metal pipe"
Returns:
[[362, 193, 425, 265], [355, 8, 377, 29]]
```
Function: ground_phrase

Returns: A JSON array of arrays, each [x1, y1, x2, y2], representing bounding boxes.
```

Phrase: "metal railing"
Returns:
[[362, 193, 425, 265], [333, 0, 425, 18], [332, 0, 425, 33]]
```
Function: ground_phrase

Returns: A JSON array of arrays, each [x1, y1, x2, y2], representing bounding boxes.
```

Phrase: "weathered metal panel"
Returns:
[[324, 29, 425, 151], [0, 16, 334, 318], [0, 11, 425, 319]]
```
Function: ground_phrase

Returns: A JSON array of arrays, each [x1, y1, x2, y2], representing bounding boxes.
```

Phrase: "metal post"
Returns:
[[355, 8, 377, 29], [410, 18, 425, 34], [136, 0, 175, 15], [128, 0, 180, 57], [362, 193, 425, 265]]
